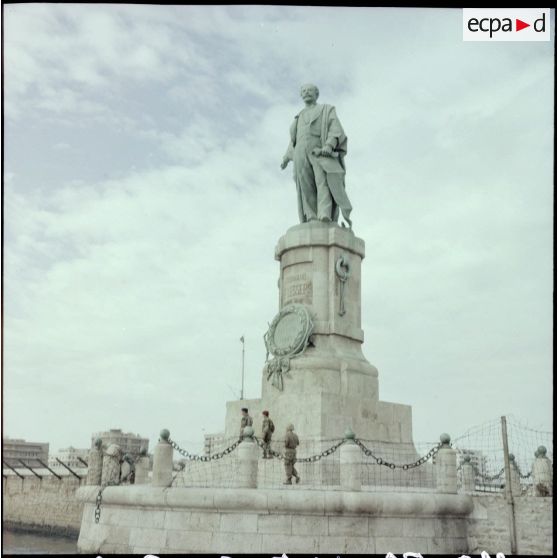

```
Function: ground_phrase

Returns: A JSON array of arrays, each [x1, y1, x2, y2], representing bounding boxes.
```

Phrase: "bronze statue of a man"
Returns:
[[281, 84, 353, 227]]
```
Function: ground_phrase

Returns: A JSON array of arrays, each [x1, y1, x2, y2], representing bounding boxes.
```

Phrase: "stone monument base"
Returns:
[[76, 485, 473, 554]]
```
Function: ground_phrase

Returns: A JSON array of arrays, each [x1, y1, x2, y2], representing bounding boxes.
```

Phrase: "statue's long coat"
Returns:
[[285, 104, 353, 224]]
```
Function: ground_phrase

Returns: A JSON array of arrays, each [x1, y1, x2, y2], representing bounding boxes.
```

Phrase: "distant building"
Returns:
[[204, 432, 225, 455], [3, 437, 49, 467], [93, 429, 149, 457], [50, 447, 90, 469]]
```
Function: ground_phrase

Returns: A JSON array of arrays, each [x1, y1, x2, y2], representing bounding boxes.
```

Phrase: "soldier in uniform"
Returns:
[[284, 423, 300, 484], [120, 453, 136, 484], [261, 410, 275, 458], [240, 407, 253, 438]]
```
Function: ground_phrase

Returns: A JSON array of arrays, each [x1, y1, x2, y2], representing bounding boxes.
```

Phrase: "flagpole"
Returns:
[[240, 336, 245, 400]]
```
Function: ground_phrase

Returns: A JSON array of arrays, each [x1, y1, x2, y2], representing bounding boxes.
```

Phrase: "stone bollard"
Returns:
[[508, 454, 521, 497], [101, 444, 122, 486], [86, 438, 103, 485], [152, 429, 173, 487], [436, 433, 457, 494], [340, 429, 362, 491], [236, 426, 259, 488], [460, 455, 476, 494], [134, 447, 150, 485], [532, 446, 553, 496]]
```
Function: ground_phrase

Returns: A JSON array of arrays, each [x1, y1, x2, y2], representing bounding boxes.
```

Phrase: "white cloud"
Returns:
[[3, 5, 554, 452]]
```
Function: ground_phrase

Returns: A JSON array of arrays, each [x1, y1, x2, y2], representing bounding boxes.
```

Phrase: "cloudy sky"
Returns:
[[3, 5, 554, 454]]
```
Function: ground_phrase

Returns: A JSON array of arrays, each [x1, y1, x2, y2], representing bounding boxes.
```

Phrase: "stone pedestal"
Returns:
[[101, 445, 122, 486], [225, 222, 415, 451], [436, 438, 457, 494], [236, 435, 259, 488], [532, 452, 552, 496], [152, 439, 173, 488], [340, 439, 362, 491], [86, 446, 103, 486], [460, 460, 476, 494], [134, 456, 151, 485]]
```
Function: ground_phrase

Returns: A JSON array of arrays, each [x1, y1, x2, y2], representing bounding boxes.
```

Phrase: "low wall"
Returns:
[[77, 485, 473, 554], [3, 475, 85, 537], [468, 493, 553, 556]]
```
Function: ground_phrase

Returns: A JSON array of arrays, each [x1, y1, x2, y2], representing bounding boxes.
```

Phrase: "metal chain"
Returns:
[[517, 466, 532, 479], [254, 437, 345, 462], [94, 488, 103, 524], [168, 437, 241, 462], [297, 440, 346, 463], [254, 437, 285, 460], [354, 439, 441, 470], [472, 464, 504, 481]]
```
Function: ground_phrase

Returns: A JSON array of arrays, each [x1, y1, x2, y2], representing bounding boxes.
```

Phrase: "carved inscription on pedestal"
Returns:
[[282, 268, 313, 307]]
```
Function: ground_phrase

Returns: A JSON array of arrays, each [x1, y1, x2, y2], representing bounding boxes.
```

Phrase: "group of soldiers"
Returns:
[[240, 408, 300, 485]]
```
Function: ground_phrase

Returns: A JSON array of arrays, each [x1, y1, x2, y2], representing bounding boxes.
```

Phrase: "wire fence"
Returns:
[[452, 415, 553, 495], [4, 416, 553, 496], [168, 435, 442, 492], [358, 440, 438, 492]]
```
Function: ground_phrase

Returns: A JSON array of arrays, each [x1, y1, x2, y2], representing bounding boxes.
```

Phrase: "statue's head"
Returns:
[[300, 83, 319, 103]]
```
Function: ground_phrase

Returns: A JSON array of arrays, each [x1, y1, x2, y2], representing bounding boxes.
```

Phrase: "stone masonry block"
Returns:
[[102, 525, 132, 544], [434, 517, 466, 538], [165, 529, 214, 552], [257, 513, 292, 534], [220, 512, 258, 533], [319, 535, 375, 553], [135, 509, 166, 529], [99, 506, 139, 528], [132, 547, 162, 555], [370, 517, 406, 537], [402, 517, 436, 538], [98, 542, 130, 553], [164, 510, 191, 530], [185, 511, 221, 531], [376, 401, 394, 423], [291, 515, 328, 536], [375, 536, 429, 554], [260, 533, 320, 554], [212, 532, 263, 553], [427, 536, 468, 554], [387, 423, 402, 443], [328, 515, 368, 536], [128, 527, 166, 549]]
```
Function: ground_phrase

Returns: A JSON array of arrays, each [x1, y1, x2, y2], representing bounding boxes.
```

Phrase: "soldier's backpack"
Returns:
[[269, 419, 275, 433]]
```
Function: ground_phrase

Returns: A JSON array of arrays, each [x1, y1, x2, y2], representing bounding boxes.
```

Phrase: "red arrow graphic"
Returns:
[[516, 19, 530, 31]]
